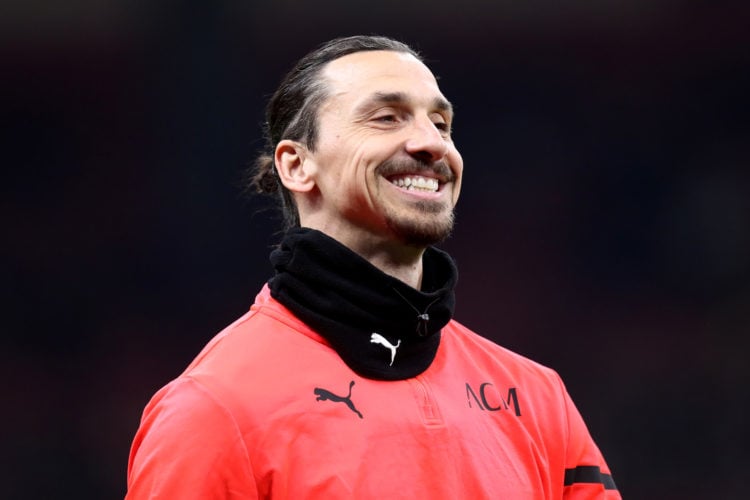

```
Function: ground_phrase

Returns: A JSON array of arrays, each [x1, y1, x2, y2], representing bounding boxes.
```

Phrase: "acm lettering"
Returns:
[[465, 382, 522, 416]]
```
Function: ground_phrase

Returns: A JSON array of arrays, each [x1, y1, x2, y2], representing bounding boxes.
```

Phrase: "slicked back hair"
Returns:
[[249, 35, 421, 231]]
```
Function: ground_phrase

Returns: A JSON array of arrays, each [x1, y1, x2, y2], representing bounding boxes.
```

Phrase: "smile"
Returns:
[[389, 175, 440, 193]]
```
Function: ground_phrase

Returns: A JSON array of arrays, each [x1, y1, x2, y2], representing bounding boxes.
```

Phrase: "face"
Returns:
[[302, 50, 463, 249]]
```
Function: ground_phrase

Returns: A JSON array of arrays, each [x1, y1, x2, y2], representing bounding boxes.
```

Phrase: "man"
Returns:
[[127, 35, 621, 499]]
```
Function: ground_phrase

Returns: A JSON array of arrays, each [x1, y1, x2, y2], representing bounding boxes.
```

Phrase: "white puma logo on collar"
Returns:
[[370, 333, 401, 366]]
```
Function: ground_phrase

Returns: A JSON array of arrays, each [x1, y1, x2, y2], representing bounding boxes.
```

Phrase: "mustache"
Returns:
[[375, 157, 455, 182]]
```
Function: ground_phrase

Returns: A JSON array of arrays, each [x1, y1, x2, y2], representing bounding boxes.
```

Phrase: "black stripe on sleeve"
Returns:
[[564, 465, 618, 490]]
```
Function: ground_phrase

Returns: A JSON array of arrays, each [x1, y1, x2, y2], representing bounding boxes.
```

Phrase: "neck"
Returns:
[[348, 238, 425, 290], [267, 227, 458, 380], [302, 224, 426, 289]]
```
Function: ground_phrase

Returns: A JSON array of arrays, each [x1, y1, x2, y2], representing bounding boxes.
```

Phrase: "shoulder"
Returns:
[[145, 288, 342, 424], [443, 319, 561, 382], [439, 319, 571, 418], [127, 376, 256, 495], [181, 286, 322, 379]]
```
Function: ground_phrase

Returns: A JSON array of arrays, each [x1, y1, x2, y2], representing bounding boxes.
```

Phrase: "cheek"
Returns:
[[451, 178, 463, 205], [335, 162, 372, 206], [320, 136, 392, 199], [450, 151, 464, 204]]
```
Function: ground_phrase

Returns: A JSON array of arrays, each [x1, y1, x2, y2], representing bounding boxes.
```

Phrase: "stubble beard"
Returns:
[[376, 157, 458, 247], [384, 198, 456, 247], [373, 158, 457, 247]]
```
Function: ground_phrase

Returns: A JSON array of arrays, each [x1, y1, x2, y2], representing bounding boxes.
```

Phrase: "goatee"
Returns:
[[386, 205, 456, 247]]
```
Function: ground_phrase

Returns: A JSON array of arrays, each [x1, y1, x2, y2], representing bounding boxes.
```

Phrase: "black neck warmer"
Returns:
[[268, 228, 458, 380]]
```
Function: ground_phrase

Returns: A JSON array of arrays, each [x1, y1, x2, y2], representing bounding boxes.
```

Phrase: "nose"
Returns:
[[404, 115, 449, 163]]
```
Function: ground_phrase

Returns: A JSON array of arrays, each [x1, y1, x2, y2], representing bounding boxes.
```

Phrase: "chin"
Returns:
[[387, 211, 455, 247]]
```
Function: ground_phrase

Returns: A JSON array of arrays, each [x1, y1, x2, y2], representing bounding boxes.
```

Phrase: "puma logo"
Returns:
[[370, 332, 401, 366], [313, 380, 363, 419]]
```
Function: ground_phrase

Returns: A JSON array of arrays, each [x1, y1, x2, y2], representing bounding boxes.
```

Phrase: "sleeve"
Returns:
[[126, 377, 258, 499], [557, 376, 622, 500]]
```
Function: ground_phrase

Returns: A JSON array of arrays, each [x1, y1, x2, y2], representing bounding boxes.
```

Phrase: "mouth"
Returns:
[[388, 174, 441, 193], [377, 158, 454, 195]]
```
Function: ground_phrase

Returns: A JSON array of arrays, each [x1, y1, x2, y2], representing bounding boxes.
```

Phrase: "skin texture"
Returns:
[[275, 50, 463, 288]]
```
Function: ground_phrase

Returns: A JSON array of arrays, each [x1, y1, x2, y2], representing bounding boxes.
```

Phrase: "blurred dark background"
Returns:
[[3, 1, 749, 498]]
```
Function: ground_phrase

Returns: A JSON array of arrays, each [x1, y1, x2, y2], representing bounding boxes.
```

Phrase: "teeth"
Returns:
[[391, 176, 439, 192]]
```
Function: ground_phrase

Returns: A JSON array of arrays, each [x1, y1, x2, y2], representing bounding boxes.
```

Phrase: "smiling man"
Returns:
[[127, 36, 620, 499]]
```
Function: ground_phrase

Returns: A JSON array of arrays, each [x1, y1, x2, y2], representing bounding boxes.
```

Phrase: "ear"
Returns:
[[274, 139, 316, 193]]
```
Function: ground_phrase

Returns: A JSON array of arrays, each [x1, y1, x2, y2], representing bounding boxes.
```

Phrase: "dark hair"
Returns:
[[249, 35, 421, 230]]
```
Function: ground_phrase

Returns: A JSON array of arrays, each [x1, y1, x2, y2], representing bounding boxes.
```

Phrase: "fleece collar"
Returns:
[[268, 228, 457, 380]]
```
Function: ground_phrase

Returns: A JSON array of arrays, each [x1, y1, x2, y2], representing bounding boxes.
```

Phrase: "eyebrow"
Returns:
[[355, 91, 454, 118]]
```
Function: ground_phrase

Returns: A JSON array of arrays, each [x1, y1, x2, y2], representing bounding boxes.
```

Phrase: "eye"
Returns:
[[434, 121, 449, 132], [430, 112, 451, 134], [375, 114, 398, 123], [433, 119, 452, 136], [371, 109, 403, 125]]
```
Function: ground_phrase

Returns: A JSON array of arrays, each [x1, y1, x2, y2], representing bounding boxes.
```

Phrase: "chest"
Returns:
[[237, 371, 560, 499]]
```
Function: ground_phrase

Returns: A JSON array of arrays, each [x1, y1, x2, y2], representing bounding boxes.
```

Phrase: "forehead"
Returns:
[[320, 50, 447, 109]]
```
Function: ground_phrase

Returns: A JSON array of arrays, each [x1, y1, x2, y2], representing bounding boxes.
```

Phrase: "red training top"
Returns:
[[127, 285, 620, 499]]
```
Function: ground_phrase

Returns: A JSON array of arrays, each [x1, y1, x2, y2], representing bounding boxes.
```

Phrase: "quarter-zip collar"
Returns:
[[268, 228, 457, 380]]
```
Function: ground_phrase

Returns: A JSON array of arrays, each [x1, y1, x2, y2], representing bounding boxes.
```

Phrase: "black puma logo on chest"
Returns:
[[313, 380, 363, 419]]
